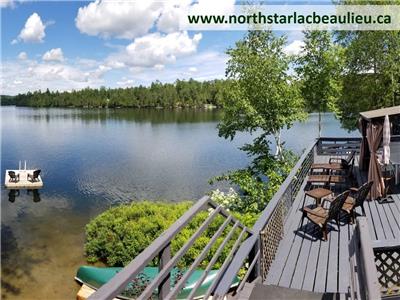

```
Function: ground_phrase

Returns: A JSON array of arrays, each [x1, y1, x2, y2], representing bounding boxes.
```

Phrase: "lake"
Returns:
[[1, 107, 358, 299]]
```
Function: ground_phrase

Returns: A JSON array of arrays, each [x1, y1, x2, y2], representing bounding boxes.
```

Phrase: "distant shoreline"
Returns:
[[0, 103, 220, 109]]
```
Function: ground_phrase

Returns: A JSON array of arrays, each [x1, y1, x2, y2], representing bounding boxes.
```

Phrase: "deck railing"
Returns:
[[350, 217, 381, 300], [316, 137, 362, 156], [89, 196, 252, 300], [373, 239, 400, 298], [213, 140, 317, 298]]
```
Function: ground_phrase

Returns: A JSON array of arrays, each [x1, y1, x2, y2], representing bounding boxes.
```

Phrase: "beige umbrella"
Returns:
[[382, 115, 391, 165]]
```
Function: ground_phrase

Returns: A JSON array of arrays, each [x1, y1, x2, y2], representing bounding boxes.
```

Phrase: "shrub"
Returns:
[[84, 201, 257, 268]]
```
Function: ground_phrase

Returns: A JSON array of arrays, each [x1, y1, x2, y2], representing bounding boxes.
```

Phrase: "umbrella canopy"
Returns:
[[383, 115, 391, 165], [367, 123, 385, 200]]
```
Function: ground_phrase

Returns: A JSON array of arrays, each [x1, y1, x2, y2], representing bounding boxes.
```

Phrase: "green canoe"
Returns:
[[75, 266, 239, 299]]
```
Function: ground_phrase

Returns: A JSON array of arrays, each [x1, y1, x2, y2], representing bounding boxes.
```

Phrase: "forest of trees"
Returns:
[[2, 30, 399, 132], [1, 79, 228, 109]]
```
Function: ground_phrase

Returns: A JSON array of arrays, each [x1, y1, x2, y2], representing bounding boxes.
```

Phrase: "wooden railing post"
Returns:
[[158, 243, 171, 299]]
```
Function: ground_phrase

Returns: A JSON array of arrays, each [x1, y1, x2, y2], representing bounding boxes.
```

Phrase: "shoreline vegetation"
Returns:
[[0, 79, 226, 109]]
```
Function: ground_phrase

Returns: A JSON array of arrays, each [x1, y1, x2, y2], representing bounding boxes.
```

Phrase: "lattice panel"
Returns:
[[374, 248, 400, 296], [260, 201, 284, 280]]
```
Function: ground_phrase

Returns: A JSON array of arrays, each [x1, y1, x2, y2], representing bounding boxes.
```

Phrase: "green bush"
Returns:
[[84, 201, 257, 268]]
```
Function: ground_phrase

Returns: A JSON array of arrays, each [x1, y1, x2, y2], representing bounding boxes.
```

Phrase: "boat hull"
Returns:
[[76, 266, 239, 299]]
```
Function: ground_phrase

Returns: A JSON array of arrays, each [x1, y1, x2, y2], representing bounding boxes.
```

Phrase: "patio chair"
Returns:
[[28, 169, 41, 182], [326, 181, 373, 224], [310, 151, 355, 175], [8, 171, 20, 182], [329, 151, 355, 172], [301, 190, 350, 241]]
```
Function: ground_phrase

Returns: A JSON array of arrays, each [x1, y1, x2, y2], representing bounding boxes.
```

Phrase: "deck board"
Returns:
[[381, 202, 400, 239], [326, 223, 339, 293], [301, 234, 321, 291], [367, 200, 387, 240], [290, 219, 313, 290], [338, 221, 351, 293], [313, 228, 330, 293], [264, 153, 400, 296]]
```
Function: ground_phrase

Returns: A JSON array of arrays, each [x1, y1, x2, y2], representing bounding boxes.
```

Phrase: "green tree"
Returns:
[[296, 30, 344, 137], [219, 30, 305, 159], [334, 18, 400, 129]]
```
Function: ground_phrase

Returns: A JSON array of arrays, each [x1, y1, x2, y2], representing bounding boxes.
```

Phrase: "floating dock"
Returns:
[[5, 169, 43, 189], [5, 161, 43, 189]]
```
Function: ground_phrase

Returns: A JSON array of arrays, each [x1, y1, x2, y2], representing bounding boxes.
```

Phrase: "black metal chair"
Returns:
[[8, 171, 20, 182], [28, 169, 41, 182]]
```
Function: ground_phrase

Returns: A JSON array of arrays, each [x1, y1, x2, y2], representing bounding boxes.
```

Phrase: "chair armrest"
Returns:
[[350, 187, 359, 192], [303, 207, 327, 217]]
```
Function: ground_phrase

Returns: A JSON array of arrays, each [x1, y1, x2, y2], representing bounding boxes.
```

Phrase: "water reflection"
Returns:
[[7, 189, 41, 203], [7, 190, 19, 203], [27, 189, 41, 203], [11, 107, 223, 124], [1, 107, 359, 299]]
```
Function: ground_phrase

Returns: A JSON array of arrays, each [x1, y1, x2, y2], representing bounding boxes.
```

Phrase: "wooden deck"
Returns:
[[265, 154, 400, 295]]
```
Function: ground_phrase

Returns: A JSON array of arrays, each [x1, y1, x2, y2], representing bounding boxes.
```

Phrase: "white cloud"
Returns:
[[116, 78, 134, 87], [31, 63, 86, 82], [156, 1, 190, 33], [106, 60, 125, 69], [17, 12, 46, 43], [127, 50, 227, 85], [157, 0, 235, 32], [42, 48, 64, 62], [1, 48, 227, 95], [154, 64, 165, 71], [17, 51, 27, 60], [0, 57, 109, 95], [75, 0, 235, 38], [91, 64, 111, 79], [75, 1, 163, 39], [0, 0, 15, 8], [284, 40, 305, 56], [118, 31, 202, 68]]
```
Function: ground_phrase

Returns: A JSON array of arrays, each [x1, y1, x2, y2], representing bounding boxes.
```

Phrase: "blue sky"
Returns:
[[1, 1, 310, 95]]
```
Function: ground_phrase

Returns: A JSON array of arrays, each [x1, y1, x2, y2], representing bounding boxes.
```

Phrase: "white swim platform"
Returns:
[[5, 166, 43, 189]]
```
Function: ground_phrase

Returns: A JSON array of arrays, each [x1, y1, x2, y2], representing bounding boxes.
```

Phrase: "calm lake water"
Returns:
[[1, 107, 358, 299]]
